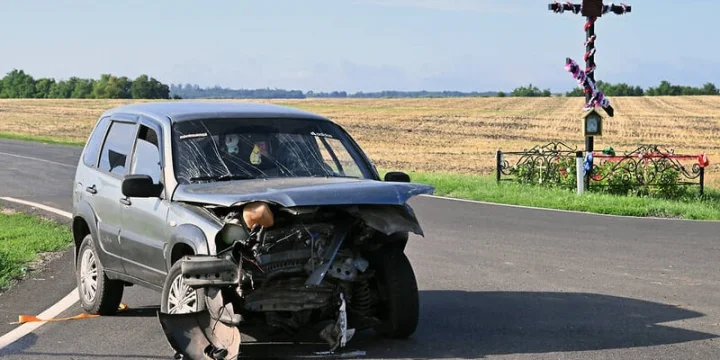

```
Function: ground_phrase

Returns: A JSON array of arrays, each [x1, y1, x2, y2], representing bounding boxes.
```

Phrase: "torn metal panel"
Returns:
[[345, 204, 426, 236]]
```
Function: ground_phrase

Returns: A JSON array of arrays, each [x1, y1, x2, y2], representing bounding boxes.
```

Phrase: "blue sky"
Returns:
[[0, 0, 716, 93]]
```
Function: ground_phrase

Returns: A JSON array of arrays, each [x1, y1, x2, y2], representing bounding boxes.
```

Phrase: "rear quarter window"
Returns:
[[82, 116, 110, 168]]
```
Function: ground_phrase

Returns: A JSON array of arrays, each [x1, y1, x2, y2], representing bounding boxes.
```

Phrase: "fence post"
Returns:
[[700, 167, 705, 196], [496, 149, 502, 183], [576, 151, 584, 195]]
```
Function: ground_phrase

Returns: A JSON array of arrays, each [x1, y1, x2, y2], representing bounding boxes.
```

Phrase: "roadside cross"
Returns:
[[548, 0, 631, 154]]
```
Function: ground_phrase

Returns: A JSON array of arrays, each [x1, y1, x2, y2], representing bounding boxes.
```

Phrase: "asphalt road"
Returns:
[[0, 138, 718, 359]]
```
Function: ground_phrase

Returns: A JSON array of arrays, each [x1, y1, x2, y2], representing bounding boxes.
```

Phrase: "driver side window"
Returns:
[[130, 125, 162, 184]]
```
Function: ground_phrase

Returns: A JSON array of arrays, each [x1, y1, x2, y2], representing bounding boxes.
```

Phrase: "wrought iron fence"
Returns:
[[496, 142, 580, 187], [497, 143, 709, 197]]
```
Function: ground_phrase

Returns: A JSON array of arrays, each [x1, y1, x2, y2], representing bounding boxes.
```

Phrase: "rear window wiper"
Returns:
[[189, 174, 255, 182]]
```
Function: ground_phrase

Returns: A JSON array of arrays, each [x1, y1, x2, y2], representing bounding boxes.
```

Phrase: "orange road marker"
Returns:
[[10, 303, 129, 324]]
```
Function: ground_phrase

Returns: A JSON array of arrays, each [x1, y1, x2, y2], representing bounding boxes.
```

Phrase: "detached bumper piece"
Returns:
[[158, 290, 366, 359], [158, 309, 241, 360]]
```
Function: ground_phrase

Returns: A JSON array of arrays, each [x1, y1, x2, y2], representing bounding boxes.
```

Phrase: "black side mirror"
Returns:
[[122, 174, 163, 198], [384, 171, 410, 183]]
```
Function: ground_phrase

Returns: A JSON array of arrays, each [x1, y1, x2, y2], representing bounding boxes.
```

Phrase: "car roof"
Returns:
[[101, 101, 330, 124]]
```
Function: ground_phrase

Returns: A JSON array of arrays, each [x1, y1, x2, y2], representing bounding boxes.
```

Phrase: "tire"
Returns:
[[372, 250, 420, 339], [160, 258, 206, 314], [76, 234, 125, 315]]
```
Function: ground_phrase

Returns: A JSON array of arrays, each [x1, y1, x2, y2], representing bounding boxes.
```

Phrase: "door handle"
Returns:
[[119, 198, 132, 206], [85, 185, 97, 194]]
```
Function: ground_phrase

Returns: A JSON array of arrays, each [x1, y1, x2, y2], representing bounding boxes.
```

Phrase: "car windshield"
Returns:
[[172, 118, 374, 184]]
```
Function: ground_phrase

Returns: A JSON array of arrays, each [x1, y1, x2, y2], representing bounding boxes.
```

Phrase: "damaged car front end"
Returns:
[[159, 189, 433, 359], [156, 114, 434, 359]]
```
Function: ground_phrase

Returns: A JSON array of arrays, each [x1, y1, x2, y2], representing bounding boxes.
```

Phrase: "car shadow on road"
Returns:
[[349, 290, 718, 359]]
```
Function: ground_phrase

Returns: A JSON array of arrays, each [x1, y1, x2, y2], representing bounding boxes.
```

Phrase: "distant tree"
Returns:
[[131, 75, 152, 98], [148, 77, 170, 99], [511, 84, 551, 97], [0, 69, 36, 98], [702, 82, 719, 95], [91, 74, 132, 99], [34, 78, 56, 98], [72, 78, 94, 98], [49, 78, 76, 98], [497, 91, 506, 97]]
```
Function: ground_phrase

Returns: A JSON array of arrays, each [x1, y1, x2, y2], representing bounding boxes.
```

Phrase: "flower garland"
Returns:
[[565, 58, 610, 111]]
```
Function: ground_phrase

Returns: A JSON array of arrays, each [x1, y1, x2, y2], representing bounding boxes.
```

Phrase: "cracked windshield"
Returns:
[[172, 118, 372, 184]]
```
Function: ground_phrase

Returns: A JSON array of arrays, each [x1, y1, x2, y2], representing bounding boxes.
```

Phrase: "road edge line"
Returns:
[[420, 194, 720, 223], [0, 151, 75, 169], [0, 197, 78, 352], [0, 197, 72, 219]]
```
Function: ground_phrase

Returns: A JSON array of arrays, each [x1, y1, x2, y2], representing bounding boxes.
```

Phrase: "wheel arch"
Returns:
[[72, 202, 99, 265], [165, 223, 210, 271]]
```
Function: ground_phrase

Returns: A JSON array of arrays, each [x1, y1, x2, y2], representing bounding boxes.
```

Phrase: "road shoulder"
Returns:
[[0, 200, 77, 336]]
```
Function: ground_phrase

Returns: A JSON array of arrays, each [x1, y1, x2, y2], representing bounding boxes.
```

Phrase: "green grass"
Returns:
[[403, 171, 720, 221], [0, 132, 84, 147], [0, 209, 73, 290]]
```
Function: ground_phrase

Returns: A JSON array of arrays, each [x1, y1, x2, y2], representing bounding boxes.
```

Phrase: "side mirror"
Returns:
[[384, 171, 410, 183], [122, 174, 163, 198]]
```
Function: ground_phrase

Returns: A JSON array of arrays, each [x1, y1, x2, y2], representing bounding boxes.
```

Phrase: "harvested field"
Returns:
[[1, 97, 719, 185]]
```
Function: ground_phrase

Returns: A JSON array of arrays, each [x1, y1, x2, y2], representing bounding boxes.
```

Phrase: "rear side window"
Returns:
[[82, 117, 110, 168], [98, 121, 137, 177]]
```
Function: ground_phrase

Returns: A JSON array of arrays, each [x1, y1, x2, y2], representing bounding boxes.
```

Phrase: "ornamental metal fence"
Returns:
[[496, 143, 709, 197]]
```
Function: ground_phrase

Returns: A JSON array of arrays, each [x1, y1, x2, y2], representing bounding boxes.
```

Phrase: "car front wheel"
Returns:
[[76, 234, 125, 315], [372, 250, 420, 339], [160, 259, 206, 314]]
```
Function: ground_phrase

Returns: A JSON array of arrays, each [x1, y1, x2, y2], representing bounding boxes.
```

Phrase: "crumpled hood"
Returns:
[[172, 177, 435, 208]]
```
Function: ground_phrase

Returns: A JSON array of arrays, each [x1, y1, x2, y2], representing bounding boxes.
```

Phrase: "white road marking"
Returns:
[[0, 197, 78, 351], [420, 194, 720, 223], [0, 197, 72, 219], [0, 290, 78, 351], [0, 151, 75, 169]]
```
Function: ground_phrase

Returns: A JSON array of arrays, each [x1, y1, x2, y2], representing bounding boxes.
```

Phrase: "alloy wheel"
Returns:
[[79, 249, 98, 303], [167, 274, 198, 314]]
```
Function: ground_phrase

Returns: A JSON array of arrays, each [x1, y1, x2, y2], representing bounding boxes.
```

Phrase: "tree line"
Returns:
[[169, 84, 497, 99], [563, 80, 719, 97], [1, 69, 718, 99], [0, 69, 172, 99], [499, 81, 719, 97]]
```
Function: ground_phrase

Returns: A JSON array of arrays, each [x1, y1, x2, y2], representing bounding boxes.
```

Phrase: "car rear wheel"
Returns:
[[372, 250, 420, 339], [76, 234, 125, 315], [160, 258, 206, 314]]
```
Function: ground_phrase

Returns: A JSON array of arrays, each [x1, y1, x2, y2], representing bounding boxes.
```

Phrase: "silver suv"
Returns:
[[72, 102, 433, 358]]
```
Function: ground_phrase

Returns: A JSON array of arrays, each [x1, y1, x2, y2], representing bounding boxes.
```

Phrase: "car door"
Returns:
[[119, 120, 171, 287], [91, 116, 139, 274], [74, 115, 124, 272]]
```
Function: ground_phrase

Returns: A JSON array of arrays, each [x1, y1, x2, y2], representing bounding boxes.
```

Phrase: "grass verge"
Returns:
[[0, 132, 84, 147], [404, 171, 720, 221], [0, 208, 72, 290]]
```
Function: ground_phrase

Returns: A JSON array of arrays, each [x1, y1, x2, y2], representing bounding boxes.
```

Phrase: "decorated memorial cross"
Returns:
[[548, 1, 631, 118]]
